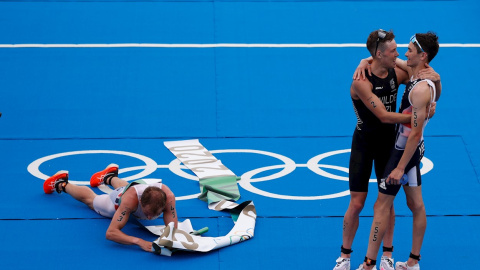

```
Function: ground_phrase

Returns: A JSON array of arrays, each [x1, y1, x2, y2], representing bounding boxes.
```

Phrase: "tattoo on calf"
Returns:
[[373, 224, 380, 242], [171, 206, 176, 218]]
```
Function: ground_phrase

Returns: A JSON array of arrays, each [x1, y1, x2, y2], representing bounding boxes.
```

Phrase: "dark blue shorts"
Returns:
[[378, 140, 425, 196]]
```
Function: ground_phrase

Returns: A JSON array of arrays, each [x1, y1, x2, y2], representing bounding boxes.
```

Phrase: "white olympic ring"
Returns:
[[27, 150, 158, 185], [28, 148, 434, 201], [307, 149, 434, 182]]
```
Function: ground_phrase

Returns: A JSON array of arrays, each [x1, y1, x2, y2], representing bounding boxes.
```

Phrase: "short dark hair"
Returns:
[[414, 31, 439, 63], [366, 29, 395, 57], [140, 186, 167, 213]]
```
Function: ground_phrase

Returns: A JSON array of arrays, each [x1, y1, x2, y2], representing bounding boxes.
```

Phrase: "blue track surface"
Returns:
[[1, 0, 479, 269]]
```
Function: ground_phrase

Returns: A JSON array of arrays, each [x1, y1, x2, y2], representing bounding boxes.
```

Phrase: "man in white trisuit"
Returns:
[[43, 164, 178, 252]]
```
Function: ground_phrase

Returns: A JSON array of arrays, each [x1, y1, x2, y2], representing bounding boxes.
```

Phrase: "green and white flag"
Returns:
[[165, 139, 240, 204], [149, 139, 257, 256]]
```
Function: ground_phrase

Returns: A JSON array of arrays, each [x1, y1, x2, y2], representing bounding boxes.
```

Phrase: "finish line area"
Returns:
[[1, 0, 480, 269], [1, 137, 479, 269]]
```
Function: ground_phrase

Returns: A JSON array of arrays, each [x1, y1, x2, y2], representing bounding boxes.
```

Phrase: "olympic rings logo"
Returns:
[[27, 148, 433, 201]]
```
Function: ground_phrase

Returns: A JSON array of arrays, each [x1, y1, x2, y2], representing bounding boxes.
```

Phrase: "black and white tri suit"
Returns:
[[349, 68, 399, 192]]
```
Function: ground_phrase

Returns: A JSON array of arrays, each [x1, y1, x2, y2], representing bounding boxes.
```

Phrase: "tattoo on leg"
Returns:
[[373, 224, 380, 242]]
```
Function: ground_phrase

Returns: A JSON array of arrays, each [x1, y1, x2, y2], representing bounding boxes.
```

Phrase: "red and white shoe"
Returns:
[[90, 164, 119, 187], [43, 171, 69, 194], [395, 261, 419, 270]]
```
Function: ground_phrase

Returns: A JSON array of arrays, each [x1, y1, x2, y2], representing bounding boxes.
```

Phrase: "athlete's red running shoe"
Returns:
[[43, 171, 69, 194], [90, 164, 119, 187]]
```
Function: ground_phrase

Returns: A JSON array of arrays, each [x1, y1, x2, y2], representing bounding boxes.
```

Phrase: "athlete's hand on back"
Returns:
[[353, 58, 372, 80]]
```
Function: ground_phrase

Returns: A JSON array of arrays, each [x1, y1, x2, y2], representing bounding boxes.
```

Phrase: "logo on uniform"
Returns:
[[379, 178, 387, 190], [390, 78, 396, 90]]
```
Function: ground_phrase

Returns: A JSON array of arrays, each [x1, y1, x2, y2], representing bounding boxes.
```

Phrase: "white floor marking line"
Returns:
[[0, 43, 479, 48]]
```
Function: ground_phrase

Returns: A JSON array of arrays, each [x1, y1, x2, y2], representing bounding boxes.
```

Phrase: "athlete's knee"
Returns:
[[406, 199, 425, 214], [373, 196, 394, 213], [84, 197, 95, 209], [348, 196, 367, 214], [352, 201, 366, 214]]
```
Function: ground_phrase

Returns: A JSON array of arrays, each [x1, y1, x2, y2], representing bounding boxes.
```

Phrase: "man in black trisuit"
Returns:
[[333, 29, 440, 270]]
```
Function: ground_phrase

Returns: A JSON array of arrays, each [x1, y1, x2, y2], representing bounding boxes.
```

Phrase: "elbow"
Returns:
[[378, 115, 393, 124], [410, 131, 423, 143], [105, 230, 114, 241], [379, 118, 390, 124]]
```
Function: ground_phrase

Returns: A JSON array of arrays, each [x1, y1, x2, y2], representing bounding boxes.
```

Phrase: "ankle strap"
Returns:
[[364, 257, 376, 266], [105, 175, 114, 186], [62, 182, 68, 193], [383, 246, 394, 252], [341, 245, 353, 255], [409, 252, 421, 261]]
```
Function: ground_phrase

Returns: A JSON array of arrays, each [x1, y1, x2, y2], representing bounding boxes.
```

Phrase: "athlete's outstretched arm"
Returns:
[[351, 80, 410, 124], [353, 56, 411, 82], [396, 58, 442, 100], [105, 189, 153, 252], [395, 58, 408, 73]]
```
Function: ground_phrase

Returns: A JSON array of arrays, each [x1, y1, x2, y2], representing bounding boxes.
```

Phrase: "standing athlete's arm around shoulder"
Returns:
[[395, 58, 409, 75], [397, 61, 440, 116], [418, 63, 442, 101], [353, 57, 373, 80], [394, 61, 410, 85], [161, 185, 178, 228], [351, 80, 410, 124], [387, 82, 431, 184], [105, 188, 153, 252]]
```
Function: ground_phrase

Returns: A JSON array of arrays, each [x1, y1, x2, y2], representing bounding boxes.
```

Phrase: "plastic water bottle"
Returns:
[[400, 174, 408, 185]]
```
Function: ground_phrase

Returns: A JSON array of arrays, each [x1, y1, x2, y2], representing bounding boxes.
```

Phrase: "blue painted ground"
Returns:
[[1, 0, 479, 269]]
